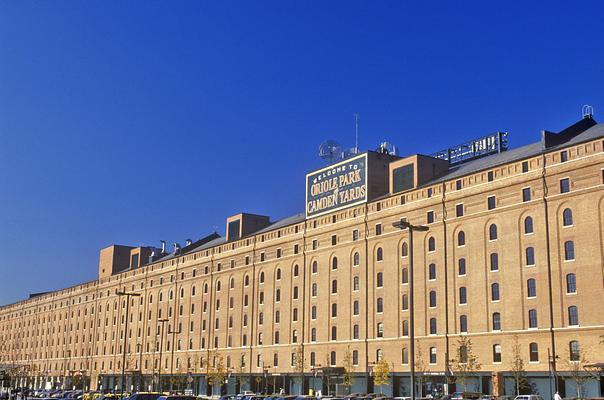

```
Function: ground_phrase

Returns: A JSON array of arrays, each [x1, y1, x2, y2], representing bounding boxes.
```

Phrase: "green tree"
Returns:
[[342, 346, 355, 393], [373, 357, 390, 395], [207, 351, 227, 395], [452, 336, 481, 391]]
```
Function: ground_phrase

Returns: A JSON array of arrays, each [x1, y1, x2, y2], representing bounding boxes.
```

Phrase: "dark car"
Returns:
[[158, 396, 197, 400], [127, 394, 162, 400]]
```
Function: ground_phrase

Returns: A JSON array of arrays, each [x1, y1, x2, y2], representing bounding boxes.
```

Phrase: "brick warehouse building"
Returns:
[[1, 114, 604, 398]]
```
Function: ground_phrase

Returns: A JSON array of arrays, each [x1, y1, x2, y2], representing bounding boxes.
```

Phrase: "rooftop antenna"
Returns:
[[353, 113, 360, 153], [582, 104, 594, 119], [319, 140, 343, 164]]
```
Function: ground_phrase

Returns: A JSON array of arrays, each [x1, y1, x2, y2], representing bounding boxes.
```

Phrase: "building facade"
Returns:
[[1, 116, 604, 397]]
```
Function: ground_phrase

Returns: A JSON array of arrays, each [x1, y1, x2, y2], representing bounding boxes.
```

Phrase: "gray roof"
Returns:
[[426, 121, 604, 186], [254, 212, 306, 235]]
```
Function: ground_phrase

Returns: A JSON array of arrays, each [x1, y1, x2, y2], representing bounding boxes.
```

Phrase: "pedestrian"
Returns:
[[553, 392, 562, 400]]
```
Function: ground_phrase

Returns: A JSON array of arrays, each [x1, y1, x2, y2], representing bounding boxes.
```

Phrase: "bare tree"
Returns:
[[510, 336, 531, 395], [452, 336, 481, 391], [207, 351, 227, 395], [563, 347, 599, 399], [294, 345, 305, 394], [414, 340, 428, 397]]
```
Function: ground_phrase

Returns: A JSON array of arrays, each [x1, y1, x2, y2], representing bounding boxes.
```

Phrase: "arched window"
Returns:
[[180, 288, 184, 298], [428, 263, 436, 280], [259, 272, 265, 283], [402, 348, 409, 364], [460, 315, 468, 333], [331, 326, 337, 341], [459, 287, 467, 304], [310, 328, 316, 342], [490, 253, 499, 271], [401, 242, 408, 257], [568, 306, 579, 326], [460, 345, 468, 363], [377, 298, 384, 313], [524, 216, 534, 234], [332, 257, 338, 270], [276, 268, 282, 280], [229, 278, 234, 289], [376, 322, 383, 338], [353, 276, 359, 291], [191, 286, 196, 296], [563, 208, 573, 226], [458, 258, 467, 275], [457, 231, 466, 246], [491, 283, 500, 301], [429, 318, 437, 334], [526, 247, 535, 266], [352, 350, 359, 366], [402, 320, 409, 336], [569, 341, 580, 361], [527, 278, 536, 297], [489, 224, 498, 240], [293, 264, 299, 277], [376, 272, 383, 288], [528, 309, 538, 328], [428, 237, 436, 252], [331, 303, 337, 318], [216, 281, 221, 292], [311, 283, 318, 297], [430, 347, 437, 364], [564, 241, 575, 261], [331, 280, 337, 294], [402, 268, 409, 284], [429, 291, 436, 307], [376, 247, 383, 261], [330, 351, 336, 366], [529, 343, 539, 362], [492, 312, 501, 331], [244, 275, 250, 287], [493, 344, 502, 363], [376, 349, 383, 361], [353, 252, 360, 266], [566, 273, 577, 293], [169, 290, 174, 300]]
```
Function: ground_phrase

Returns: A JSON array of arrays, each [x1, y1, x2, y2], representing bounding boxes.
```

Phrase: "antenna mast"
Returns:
[[353, 113, 360, 153]]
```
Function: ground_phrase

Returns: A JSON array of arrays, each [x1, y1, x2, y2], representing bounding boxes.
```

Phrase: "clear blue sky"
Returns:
[[1, 1, 603, 305]]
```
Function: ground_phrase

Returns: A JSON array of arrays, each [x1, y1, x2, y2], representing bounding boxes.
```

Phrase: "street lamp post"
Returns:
[[393, 219, 428, 400], [116, 290, 141, 397]]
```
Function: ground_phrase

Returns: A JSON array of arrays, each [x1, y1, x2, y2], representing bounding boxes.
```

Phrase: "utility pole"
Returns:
[[393, 219, 428, 400], [116, 290, 141, 397]]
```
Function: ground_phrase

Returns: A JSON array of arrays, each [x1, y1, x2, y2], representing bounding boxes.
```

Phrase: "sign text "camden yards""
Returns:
[[306, 154, 367, 218]]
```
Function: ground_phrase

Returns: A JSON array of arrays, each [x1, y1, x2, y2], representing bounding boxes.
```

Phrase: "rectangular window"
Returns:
[[522, 161, 529, 173], [331, 235, 337, 246], [375, 224, 382, 236], [560, 150, 568, 162], [312, 240, 318, 250], [293, 244, 299, 254], [260, 252, 265, 262], [427, 188, 433, 198], [427, 211, 434, 224], [488, 171, 494, 182], [487, 196, 496, 210], [455, 204, 464, 217], [456, 180, 462, 190], [276, 248, 282, 258], [560, 178, 570, 193], [522, 187, 531, 202], [352, 229, 359, 241]]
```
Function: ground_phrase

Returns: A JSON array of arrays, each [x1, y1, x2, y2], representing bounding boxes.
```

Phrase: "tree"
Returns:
[[510, 336, 531, 395], [373, 357, 390, 395], [294, 345, 305, 394], [342, 346, 355, 393], [563, 347, 599, 399], [414, 340, 428, 397], [207, 351, 227, 395], [452, 336, 481, 391]]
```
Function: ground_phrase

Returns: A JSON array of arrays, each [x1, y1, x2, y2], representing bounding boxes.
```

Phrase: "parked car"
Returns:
[[513, 396, 544, 400], [451, 393, 482, 400], [127, 393, 162, 400], [158, 396, 197, 400]]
